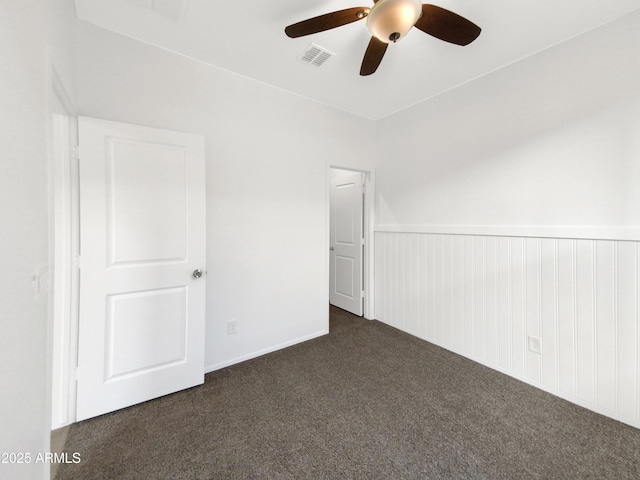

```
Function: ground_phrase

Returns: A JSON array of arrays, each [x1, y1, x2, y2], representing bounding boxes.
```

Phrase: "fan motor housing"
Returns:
[[366, 0, 422, 44]]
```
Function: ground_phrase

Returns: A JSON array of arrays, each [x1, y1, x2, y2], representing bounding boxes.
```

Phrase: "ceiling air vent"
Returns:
[[298, 44, 335, 67], [125, 0, 187, 23]]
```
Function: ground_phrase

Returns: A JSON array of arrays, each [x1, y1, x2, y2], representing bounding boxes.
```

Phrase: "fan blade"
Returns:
[[414, 4, 481, 46], [360, 36, 388, 76], [285, 7, 370, 38]]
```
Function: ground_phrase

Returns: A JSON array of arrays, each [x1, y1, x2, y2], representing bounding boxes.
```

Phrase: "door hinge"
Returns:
[[72, 145, 80, 161], [73, 255, 81, 269], [361, 290, 365, 298]]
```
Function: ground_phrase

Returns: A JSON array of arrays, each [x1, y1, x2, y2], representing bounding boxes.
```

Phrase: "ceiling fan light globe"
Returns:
[[366, 0, 422, 43]]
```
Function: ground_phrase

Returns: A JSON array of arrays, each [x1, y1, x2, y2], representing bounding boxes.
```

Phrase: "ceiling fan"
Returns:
[[285, 0, 481, 76]]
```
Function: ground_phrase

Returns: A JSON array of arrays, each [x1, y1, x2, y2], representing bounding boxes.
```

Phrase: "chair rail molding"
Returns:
[[375, 224, 640, 242]]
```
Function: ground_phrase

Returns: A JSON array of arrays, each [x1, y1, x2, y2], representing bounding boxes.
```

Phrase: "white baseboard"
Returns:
[[205, 329, 329, 373]]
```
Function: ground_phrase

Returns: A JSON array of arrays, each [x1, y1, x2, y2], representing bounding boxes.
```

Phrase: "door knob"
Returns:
[[330, 246, 334, 251], [192, 269, 203, 279]]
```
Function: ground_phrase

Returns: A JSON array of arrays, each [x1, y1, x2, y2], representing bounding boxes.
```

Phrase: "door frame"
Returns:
[[328, 166, 375, 320], [50, 70, 80, 429]]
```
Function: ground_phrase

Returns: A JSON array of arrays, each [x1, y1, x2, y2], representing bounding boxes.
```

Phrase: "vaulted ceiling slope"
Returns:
[[74, 0, 640, 120]]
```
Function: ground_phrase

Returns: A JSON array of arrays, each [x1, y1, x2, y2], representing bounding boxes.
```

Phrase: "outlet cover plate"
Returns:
[[528, 335, 541, 354], [227, 320, 237, 335]]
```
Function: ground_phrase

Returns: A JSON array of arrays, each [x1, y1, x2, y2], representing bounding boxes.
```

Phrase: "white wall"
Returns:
[[0, 1, 77, 479], [74, 22, 376, 371], [373, 11, 640, 427], [375, 11, 640, 235]]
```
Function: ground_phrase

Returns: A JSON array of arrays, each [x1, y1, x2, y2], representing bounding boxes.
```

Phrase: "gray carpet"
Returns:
[[56, 306, 640, 479]]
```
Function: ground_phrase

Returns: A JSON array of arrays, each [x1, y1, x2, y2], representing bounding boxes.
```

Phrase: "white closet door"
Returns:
[[330, 171, 364, 316]]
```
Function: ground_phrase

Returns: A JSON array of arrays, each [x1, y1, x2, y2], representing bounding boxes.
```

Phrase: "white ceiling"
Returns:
[[74, 0, 640, 120]]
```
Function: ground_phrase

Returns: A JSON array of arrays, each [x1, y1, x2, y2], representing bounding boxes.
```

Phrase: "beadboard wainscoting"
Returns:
[[374, 230, 640, 428]]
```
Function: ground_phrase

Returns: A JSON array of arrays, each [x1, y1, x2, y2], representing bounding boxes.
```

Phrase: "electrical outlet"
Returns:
[[528, 335, 541, 354], [227, 320, 237, 335]]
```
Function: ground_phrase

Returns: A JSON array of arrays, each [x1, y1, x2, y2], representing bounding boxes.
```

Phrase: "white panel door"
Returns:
[[76, 117, 206, 421], [330, 172, 364, 316]]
